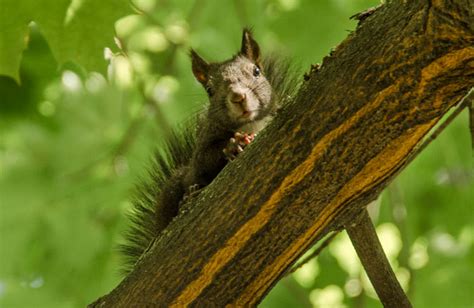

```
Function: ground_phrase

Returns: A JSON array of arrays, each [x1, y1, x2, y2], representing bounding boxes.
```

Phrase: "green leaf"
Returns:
[[0, 1, 31, 82], [0, 0, 131, 82]]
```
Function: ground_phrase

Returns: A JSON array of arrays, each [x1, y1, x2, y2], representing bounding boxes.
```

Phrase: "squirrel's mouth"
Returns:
[[242, 110, 251, 117], [239, 110, 256, 120]]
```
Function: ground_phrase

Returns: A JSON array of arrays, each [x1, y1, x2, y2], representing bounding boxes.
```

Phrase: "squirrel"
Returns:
[[120, 28, 299, 272], [117, 28, 411, 307]]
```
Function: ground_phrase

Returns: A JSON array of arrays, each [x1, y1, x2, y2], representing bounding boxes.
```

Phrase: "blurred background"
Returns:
[[0, 0, 472, 307]]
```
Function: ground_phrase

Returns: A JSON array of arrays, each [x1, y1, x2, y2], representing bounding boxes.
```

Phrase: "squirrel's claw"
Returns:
[[223, 131, 256, 161]]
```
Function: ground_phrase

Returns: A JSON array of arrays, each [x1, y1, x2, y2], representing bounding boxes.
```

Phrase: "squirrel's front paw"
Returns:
[[223, 132, 256, 161]]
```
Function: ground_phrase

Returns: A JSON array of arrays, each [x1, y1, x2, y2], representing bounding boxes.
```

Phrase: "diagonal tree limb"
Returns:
[[90, 0, 474, 306], [287, 89, 471, 286]]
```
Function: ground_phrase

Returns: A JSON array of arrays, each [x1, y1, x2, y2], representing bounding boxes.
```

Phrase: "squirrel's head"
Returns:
[[190, 29, 272, 127]]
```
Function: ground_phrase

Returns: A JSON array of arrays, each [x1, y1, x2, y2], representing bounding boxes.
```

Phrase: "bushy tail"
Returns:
[[119, 126, 195, 273]]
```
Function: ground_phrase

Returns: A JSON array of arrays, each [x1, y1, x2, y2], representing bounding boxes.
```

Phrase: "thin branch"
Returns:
[[347, 210, 412, 308]]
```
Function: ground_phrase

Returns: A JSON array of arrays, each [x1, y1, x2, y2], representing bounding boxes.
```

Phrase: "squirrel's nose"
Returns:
[[231, 92, 246, 105]]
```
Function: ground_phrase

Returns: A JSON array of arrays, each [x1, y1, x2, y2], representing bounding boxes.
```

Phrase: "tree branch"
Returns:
[[90, 0, 474, 306], [347, 210, 411, 308]]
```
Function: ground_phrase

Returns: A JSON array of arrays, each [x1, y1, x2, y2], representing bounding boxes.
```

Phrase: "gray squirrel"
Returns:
[[121, 28, 299, 272]]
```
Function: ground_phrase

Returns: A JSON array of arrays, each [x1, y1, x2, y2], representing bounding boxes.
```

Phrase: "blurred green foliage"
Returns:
[[0, 0, 131, 81], [0, 0, 472, 307]]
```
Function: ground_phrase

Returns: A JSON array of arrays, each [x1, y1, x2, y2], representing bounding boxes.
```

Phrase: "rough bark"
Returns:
[[91, 0, 474, 306]]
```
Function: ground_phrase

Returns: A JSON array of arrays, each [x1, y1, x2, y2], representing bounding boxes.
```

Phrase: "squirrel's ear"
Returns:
[[240, 28, 261, 63], [190, 49, 210, 85]]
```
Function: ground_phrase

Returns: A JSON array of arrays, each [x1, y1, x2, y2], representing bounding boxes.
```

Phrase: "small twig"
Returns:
[[347, 210, 412, 308], [285, 230, 341, 276]]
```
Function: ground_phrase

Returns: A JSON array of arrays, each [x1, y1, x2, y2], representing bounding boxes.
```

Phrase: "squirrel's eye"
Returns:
[[253, 66, 260, 77], [205, 86, 213, 96]]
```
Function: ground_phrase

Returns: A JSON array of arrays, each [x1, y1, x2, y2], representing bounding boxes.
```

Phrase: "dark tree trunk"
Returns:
[[90, 0, 473, 306]]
